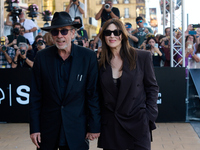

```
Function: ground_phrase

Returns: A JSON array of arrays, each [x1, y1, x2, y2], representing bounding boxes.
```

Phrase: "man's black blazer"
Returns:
[[30, 44, 101, 150]]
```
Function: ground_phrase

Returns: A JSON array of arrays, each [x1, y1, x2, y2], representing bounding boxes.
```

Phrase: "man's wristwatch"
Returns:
[[29, 30, 31, 32], [23, 57, 27, 61], [108, 11, 112, 14], [77, 5, 79, 7]]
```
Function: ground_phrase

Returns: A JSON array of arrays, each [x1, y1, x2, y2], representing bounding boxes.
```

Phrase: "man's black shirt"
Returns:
[[16, 50, 34, 68], [101, 7, 120, 27]]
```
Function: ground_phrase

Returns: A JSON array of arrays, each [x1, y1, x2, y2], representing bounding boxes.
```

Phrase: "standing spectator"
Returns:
[[74, 16, 88, 40], [7, 23, 27, 49], [177, 35, 199, 76], [20, 26, 32, 50], [6, 11, 37, 45], [132, 17, 152, 48], [43, 32, 54, 46], [125, 22, 138, 47], [29, 11, 100, 150], [165, 27, 170, 36], [95, 0, 120, 27], [12, 42, 34, 68], [0, 36, 15, 68], [65, 0, 85, 25], [32, 35, 45, 58], [145, 36, 166, 67]]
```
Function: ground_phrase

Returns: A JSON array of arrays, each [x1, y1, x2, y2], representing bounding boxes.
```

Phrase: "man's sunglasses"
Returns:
[[50, 28, 72, 36], [103, 30, 122, 36], [137, 20, 143, 24]]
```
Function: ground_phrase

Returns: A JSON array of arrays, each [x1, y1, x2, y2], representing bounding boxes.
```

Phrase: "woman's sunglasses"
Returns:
[[103, 30, 122, 36], [50, 29, 72, 36]]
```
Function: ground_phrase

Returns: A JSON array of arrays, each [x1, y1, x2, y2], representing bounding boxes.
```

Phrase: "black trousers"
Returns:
[[58, 146, 70, 150]]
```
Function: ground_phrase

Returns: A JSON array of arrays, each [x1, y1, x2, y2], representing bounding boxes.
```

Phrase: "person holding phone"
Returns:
[[177, 35, 199, 76], [145, 36, 166, 67]]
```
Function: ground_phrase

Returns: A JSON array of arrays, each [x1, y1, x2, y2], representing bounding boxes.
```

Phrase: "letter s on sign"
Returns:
[[16, 85, 30, 105]]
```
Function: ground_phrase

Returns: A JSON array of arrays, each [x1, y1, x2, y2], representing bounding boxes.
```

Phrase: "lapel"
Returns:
[[46, 46, 62, 103], [115, 59, 136, 110], [100, 63, 118, 101], [63, 44, 82, 104]]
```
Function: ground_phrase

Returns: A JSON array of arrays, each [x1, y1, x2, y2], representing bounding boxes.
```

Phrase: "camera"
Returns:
[[37, 40, 45, 46], [13, 28, 20, 35], [1, 37, 7, 51], [138, 28, 145, 32], [20, 49, 25, 55], [5, 2, 22, 23], [73, 0, 77, 2], [193, 24, 200, 28], [104, 4, 110, 9], [146, 44, 151, 50]]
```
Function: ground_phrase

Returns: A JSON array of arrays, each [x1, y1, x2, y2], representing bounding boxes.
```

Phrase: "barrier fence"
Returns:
[[0, 67, 192, 123]]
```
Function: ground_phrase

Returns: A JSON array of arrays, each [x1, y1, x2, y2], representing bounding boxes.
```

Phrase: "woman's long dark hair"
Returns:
[[98, 18, 137, 70]]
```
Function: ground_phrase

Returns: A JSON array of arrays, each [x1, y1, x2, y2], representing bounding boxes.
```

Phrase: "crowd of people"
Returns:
[[1, 0, 200, 70]]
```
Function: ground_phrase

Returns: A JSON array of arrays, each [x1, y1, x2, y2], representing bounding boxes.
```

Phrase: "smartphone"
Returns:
[[154, 43, 158, 48], [193, 24, 200, 28], [189, 30, 197, 35], [188, 44, 192, 49], [165, 40, 168, 45]]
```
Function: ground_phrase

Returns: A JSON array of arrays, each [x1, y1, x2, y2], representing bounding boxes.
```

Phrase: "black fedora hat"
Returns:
[[41, 11, 82, 31]]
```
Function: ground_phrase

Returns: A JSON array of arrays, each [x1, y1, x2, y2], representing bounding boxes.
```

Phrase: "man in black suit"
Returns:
[[30, 11, 101, 150]]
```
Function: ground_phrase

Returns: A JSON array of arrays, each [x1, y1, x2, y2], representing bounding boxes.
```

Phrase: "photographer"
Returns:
[[74, 16, 88, 40], [32, 35, 46, 58], [0, 36, 15, 68], [12, 42, 34, 68], [95, 0, 120, 27], [6, 11, 37, 45], [36, 40, 46, 51], [65, 0, 85, 25], [144, 36, 166, 67], [7, 23, 27, 49], [132, 17, 153, 48]]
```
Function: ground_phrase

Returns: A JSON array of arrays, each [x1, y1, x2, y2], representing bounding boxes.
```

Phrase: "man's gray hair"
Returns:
[[18, 42, 28, 50]]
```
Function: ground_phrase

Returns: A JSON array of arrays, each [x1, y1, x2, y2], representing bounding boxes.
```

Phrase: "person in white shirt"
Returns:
[[6, 11, 37, 45]]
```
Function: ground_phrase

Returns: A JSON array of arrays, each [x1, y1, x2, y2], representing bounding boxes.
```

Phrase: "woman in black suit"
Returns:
[[97, 19, 159, 150]]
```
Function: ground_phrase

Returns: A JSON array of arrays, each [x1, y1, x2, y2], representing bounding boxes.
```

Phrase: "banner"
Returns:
[[0, 68, 31, 123]]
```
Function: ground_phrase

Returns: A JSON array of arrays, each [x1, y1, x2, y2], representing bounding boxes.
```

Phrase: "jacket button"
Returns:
[[61, 106, 64, 109]]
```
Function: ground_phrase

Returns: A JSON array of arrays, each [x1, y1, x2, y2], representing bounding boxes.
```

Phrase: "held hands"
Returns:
[[30, 132, 41, 149], [86, 133, 100, 141]]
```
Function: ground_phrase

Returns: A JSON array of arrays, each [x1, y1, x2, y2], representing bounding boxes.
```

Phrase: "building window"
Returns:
[[124, 0, 129, 4], [124, 8, 129, 18]]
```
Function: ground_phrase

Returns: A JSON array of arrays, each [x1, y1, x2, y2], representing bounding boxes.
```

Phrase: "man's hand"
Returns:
[[12, 39, 17, 45], [85, 133, 100, 141], [74, 0, 79, 5], [30, 132, 41, 148], [15, 49, 21, 57], [14, 45, 19, 50]]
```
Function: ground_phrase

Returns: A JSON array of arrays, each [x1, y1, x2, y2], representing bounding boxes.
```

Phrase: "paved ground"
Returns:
[[0, 122, 200, 150]]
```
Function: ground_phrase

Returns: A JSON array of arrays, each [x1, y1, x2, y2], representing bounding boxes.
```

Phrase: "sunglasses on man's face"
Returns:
[[137, 20, 143, 24], [103, 30, 122, 36], [50, 28, 72, 36]]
